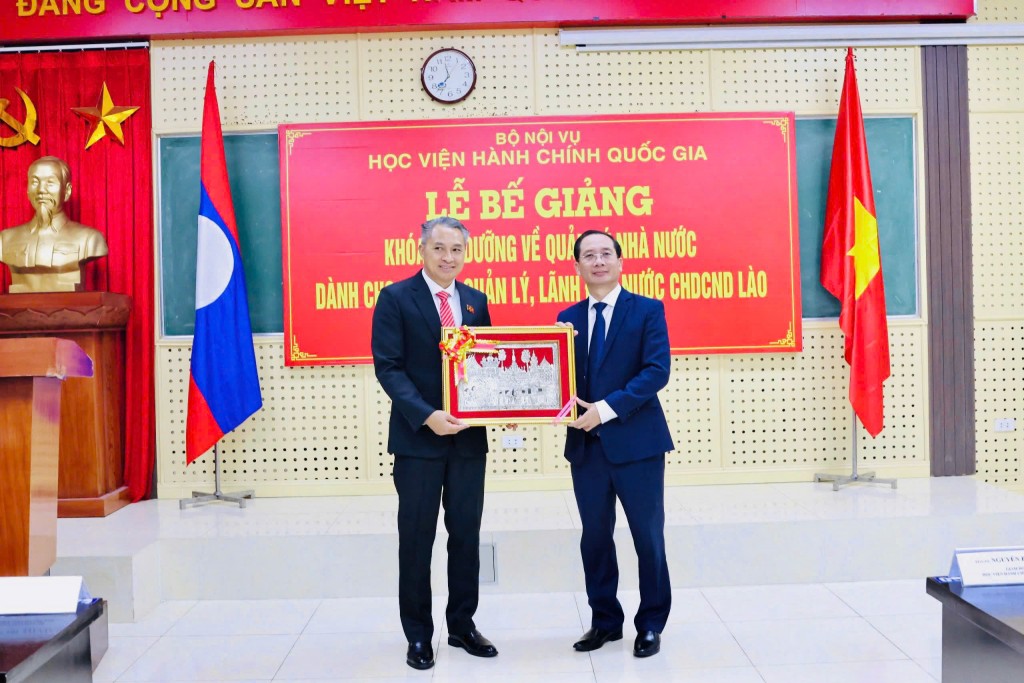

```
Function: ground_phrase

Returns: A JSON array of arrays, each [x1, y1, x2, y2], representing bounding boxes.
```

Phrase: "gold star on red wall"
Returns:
[[72, 83, 140, 149]]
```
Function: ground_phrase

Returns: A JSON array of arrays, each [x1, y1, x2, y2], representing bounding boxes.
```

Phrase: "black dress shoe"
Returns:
[[573, 627, 623, 652], [406, 641, 434, 670], [633, 630, 661, 657], [448, 629, 498, 657]]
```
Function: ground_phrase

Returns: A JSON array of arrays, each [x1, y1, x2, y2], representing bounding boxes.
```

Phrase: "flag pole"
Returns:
[[814, 409, 897, 491], [182, 60, 263, 504], [180, 444, 254, 509], [815, 47, 895, 491]]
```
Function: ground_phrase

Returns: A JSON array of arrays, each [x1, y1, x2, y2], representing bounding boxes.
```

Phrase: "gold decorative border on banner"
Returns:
[[286, 130, 313, 155], [290, 334, 317, 360], [769, 322, 797, 348], [764, 117, 790, 143]]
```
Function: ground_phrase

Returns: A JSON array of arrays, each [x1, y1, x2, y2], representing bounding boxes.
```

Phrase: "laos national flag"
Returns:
[[185, 61, 263, 464]]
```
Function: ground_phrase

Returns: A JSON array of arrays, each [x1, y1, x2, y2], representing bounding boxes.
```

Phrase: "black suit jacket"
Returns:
[[557, 288, 675, 465], [371, 271, 491, 458]]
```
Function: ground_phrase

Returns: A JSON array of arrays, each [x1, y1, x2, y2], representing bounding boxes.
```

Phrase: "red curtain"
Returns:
[[0, 48, 154, 501]]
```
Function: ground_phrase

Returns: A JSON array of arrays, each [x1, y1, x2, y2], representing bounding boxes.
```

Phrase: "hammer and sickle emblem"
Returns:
[[0, 88, 41, 148]]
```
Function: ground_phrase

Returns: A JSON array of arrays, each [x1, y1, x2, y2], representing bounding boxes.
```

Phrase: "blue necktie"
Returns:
[[588, 302, 607, 393]]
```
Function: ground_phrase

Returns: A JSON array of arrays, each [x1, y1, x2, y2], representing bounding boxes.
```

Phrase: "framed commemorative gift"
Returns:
[[440, 325, 577, 425]]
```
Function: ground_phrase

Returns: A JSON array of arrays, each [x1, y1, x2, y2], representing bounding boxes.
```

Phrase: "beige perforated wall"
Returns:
[[973, 1, 1024, 24], [968, 4, 1024, 488], [152, 33, 930, 498]]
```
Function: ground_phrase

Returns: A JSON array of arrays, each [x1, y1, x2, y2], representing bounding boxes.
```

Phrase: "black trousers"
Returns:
[[392, 450, 486, 643]]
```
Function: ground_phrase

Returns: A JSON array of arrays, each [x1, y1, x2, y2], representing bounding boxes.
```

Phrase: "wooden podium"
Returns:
[[0, 292, 132, 517], [0, 337, 93, 576]]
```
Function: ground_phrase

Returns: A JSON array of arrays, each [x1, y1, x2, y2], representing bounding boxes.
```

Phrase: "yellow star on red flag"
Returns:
[[72, 83, 139, 149], [847, 196, 881, 298]]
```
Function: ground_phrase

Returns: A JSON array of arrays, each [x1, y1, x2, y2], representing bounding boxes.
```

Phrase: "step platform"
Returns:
[[52, 477, 1024, 623]]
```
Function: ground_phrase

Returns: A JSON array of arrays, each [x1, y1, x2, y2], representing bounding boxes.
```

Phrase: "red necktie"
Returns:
[[437, 291, 456, 328]]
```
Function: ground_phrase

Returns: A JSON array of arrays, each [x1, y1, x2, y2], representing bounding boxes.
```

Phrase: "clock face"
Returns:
[[421, 48, 476, 104]]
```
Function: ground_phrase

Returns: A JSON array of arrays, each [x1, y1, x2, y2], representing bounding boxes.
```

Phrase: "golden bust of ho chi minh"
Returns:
[[0, 156, 109, 294]]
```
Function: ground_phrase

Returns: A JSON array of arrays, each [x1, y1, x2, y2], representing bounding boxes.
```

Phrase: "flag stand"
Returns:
[[180, 444, 254, 509], [814, 409, 897, 492]]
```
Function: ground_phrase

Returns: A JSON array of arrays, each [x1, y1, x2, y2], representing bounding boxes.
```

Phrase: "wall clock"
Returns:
[[421, 48, 476, 104]]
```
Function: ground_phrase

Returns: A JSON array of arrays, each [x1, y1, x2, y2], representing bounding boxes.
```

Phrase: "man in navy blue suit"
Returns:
[[558, 230, 675, 658], [371, 216, 498, 670]]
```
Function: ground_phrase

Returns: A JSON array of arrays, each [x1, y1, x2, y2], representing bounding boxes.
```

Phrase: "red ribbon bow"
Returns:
[[439, 326, 498, 384]]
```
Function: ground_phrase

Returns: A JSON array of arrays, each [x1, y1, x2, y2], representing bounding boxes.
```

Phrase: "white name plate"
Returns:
[[949, 547, 1024, 587], [0, 576, 84, 615]]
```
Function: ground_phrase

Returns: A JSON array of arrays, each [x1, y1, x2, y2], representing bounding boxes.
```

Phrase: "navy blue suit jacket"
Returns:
[[557, 288, 674, 465], [371, 272, 491, 459]]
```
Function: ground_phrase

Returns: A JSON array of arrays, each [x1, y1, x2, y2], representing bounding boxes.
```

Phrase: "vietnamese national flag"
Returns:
[[185, 61, 263, 464], [820, 47, 891, 438]]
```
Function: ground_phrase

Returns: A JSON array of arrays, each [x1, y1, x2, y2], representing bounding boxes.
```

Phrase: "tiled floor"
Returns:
[[96, 580, 941, 682], [71, 476, 1011, 681], [64, 476, 1024, 680]]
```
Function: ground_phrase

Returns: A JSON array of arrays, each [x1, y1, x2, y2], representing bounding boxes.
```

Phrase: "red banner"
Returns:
[[3, 0, 974, 45], [281, 113, 801, 365]]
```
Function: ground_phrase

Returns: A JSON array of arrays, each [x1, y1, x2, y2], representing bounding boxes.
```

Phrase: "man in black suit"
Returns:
[[558, 230, 675, 658], [371, 216, 497, 670]]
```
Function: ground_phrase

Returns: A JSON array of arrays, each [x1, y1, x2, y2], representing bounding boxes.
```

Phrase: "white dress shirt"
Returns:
[[422, 270, 463, 327]]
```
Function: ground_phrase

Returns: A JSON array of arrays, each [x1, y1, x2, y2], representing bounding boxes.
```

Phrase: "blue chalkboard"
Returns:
[[157, 117, 917, 336]]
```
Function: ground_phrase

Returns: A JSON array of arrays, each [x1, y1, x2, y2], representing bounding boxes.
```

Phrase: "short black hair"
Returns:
[[572, 230, 621, 262]]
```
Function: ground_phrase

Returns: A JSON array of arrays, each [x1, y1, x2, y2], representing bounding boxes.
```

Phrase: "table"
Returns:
[[926, 577, 1024, 683], [0, 599, 106, 683]]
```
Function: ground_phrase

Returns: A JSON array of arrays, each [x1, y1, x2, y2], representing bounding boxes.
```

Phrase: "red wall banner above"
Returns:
[[3, 0, 974, 45], [280, 112, 802, 366]]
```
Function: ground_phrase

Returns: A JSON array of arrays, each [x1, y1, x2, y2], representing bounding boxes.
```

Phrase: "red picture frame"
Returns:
[[442, 326, 577, 425]]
